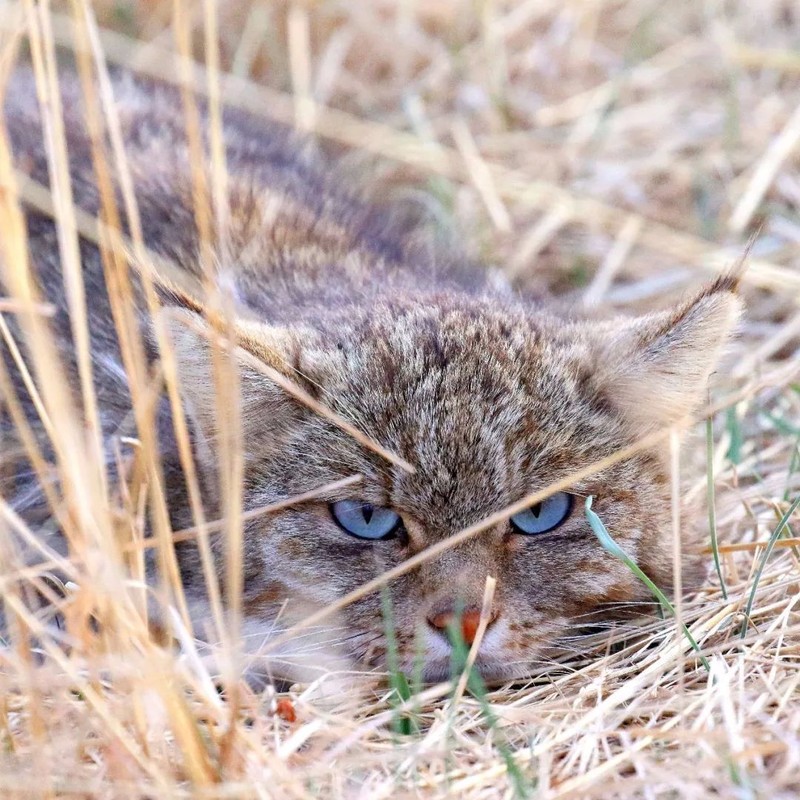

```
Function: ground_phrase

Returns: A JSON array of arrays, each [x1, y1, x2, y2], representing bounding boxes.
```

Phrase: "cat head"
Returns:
[[162, 275, 740, 683]]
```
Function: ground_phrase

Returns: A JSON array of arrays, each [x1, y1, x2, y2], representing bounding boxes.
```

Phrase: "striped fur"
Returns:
[[0, 66, 740, 683]]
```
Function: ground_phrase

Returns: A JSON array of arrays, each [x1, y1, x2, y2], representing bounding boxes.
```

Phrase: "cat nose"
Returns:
[[426, 605, 499, 645]]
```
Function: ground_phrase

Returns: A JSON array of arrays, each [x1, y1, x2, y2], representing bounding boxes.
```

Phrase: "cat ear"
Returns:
[[159, 307, 307, 468], [596, 274, 742, 432]]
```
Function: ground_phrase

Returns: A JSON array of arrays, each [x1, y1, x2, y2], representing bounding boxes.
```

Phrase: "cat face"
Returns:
[[166, 277, 739, 683]]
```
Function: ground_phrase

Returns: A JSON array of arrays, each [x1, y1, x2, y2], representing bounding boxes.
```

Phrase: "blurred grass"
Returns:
[[0, 0, 798, 798]]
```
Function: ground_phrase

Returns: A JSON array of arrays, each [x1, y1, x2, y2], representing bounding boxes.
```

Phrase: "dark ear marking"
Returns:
[[706, 231, 756, 295]]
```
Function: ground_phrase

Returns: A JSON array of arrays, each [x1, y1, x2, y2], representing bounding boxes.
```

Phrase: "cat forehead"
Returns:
[[319, 300, 574, 373], [325, 301, 597, 410], [300, 303, 617, 517]]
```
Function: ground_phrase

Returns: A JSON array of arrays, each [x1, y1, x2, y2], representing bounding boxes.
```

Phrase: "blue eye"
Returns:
[[330, 500, 402, 540], [510, 492, 573, 535]]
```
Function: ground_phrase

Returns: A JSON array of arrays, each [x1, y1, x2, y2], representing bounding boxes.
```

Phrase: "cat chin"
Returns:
[[410, 658, 538, 686]]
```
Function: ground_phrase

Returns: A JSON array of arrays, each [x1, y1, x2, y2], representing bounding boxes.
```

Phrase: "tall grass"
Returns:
[[0, 1, 798, 797]]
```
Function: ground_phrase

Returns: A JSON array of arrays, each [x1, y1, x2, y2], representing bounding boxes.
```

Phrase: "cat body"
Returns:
[[0, 66, 739, 684]]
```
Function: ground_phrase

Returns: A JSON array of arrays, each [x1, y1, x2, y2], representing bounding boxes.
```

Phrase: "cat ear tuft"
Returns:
[[598, 277, 742, 431]]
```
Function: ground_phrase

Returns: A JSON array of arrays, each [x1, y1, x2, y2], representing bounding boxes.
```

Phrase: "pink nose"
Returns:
[[427, 605, 498, 645]]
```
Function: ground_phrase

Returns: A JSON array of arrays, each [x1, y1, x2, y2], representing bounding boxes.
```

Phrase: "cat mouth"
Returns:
[[407, 656, 533, 685]]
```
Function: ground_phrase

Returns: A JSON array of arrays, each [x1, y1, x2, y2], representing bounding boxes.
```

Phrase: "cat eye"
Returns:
[[510, 492, 573, 535], [330, 500, 402, 540]]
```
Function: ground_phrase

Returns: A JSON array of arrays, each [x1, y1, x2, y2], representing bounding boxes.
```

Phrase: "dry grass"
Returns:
[[0, 0, 799, 797]]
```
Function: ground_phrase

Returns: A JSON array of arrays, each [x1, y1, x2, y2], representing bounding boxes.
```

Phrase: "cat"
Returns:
[[0, 64, 740, 686]]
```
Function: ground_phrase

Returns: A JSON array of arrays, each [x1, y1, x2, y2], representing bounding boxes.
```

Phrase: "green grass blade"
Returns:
[[380, 587, 416, 735], [445, 620, 533, 799], [725, 406, 743, 464], [761, 409, 800, 438], [585, 496, 710, 672], [706, 414, 727, 599], [783, 437, 800, 503], [740, 494, 800, 639]]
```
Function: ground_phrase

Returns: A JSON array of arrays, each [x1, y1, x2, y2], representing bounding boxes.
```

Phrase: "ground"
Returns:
[[0, 1, 798, 797]]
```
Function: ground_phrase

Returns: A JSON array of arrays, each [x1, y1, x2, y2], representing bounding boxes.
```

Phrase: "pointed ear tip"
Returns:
[[689, 273, 744, 334], [157, 305, 190, 323], [156, 305, 205, 341], [705, 238, 753, 296], [706, 268, 743, 296]]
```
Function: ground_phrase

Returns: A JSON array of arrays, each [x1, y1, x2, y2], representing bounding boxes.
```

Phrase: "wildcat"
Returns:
[[0, 65, 740, 685]]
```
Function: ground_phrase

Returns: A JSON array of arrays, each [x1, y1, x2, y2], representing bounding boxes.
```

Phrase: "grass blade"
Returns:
[[446, 620, 533, 799], [740, 494, 800, 638], [585, 496, 710, 672], [706, 413, 727, 599], [380, 588, 416, 736]]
